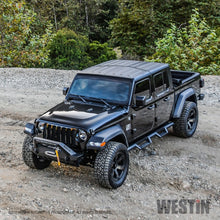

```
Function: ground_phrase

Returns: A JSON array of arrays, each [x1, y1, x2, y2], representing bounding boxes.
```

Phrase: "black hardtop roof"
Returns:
[[80, 60, 169, 81]]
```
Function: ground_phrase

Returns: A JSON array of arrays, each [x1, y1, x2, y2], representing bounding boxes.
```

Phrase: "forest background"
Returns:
[[0, 0, 219, 74]]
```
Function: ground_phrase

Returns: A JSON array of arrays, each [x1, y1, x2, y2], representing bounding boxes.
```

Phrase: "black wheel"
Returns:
[[173, 101, 198, 138], [22, 135, 51, 170], [94, 142, 129, 189]]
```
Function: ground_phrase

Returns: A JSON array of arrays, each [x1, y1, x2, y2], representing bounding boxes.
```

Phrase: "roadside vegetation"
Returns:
[[0, 0, 219, 74], [146, 10, 220, 75]]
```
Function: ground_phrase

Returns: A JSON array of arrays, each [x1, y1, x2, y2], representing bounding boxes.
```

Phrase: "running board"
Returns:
[[128, 122, 174, 151]]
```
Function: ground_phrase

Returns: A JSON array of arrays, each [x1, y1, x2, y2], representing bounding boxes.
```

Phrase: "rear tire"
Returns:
[[173, 101, 198, 138], [22, 135, 51, 170], [94, 142, 129, 189]]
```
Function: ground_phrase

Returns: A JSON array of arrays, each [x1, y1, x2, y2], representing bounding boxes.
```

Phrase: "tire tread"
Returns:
[[94, 142, 129, 189], [22, 135, 51, 169], [173, 101, 198, 138]]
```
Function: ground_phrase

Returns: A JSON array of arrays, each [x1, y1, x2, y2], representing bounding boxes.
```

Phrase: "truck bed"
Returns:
[[171, 70, 200, 88]]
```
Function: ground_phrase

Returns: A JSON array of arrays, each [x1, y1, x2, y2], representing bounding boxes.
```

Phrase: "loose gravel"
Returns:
[[0, 68, 219, 220]]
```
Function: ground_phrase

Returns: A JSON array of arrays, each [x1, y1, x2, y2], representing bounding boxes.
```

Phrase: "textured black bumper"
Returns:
[[33, 137, 83, 166]]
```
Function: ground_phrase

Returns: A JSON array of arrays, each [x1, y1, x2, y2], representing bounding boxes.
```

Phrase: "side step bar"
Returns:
[[128, 122, 174, 151]]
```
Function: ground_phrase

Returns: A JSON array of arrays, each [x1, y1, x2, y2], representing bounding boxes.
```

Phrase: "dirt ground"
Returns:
[[0, 68, 219, 220]]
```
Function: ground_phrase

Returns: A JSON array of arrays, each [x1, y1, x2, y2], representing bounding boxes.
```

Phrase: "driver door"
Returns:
[[131, 77, 155, 140]]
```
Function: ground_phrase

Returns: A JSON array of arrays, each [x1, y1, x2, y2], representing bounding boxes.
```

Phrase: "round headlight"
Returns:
[[38, 122, 45, 132], [78, 129, 87, 141]]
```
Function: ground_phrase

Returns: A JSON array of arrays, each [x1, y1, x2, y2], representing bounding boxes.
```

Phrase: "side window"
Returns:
[[154, 73, 164, 94], [163, 71, 169, 89], [154, 71, 169, 95], [135, 78, 151, 99]]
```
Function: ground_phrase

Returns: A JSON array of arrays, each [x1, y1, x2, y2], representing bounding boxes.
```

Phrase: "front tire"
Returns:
[[173, 101, 198, 138], [22, 135, 51, 170], [94, 142, 129, 189]]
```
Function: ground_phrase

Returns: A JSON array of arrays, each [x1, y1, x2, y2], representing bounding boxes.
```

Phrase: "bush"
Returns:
[[87, 41, 117, 66], [146, 9, 220, 75], [47, 29, 116, 70], [47, 29, 89, 70], [0, 1, 53, 67]]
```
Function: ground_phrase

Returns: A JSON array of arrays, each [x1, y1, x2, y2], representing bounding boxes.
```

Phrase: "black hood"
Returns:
[[38, 101, 127, 131]]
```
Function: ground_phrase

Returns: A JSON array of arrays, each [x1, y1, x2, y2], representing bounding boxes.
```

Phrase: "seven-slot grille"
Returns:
[[43, 123, 79, 150]]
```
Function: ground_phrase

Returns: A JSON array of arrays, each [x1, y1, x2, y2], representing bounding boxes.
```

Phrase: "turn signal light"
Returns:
[[100, 142, 106, 147]]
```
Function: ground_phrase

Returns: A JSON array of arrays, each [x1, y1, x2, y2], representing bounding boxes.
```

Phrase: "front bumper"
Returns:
[[33, 137, 83, 166]]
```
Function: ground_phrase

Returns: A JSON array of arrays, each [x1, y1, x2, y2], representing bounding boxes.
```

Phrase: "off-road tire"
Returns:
[[22, 135, 51, 169], [94, 142, 129, 189], [173, 101, 198, 138]]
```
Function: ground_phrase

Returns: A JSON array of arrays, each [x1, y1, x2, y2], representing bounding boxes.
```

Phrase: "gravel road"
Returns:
[[0, 68, 219, 219]]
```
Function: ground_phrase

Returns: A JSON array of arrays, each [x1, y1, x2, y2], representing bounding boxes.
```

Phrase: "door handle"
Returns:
[[147, 104, 154, 110], [163, 96, 170, 102]]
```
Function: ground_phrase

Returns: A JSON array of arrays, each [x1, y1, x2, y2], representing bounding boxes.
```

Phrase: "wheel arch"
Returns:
[[87, 124, 129, 150], [173, 88, 197, 118], [186, 94, 197, 104], [110, 134, 127, 146]]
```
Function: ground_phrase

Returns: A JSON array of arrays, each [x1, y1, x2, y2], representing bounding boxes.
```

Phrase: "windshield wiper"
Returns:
[[100, 98, 111, 107], [84, 96, 111, 107], [90, 98, 112, 107], [78, 95, 86, 103], [69, 95, 111, 107], [68, 94, 87, 103]]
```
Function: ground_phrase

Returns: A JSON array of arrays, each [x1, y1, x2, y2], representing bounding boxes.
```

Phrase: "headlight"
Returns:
[[78, 129, 87, 142], [38, 122, 45, 132]]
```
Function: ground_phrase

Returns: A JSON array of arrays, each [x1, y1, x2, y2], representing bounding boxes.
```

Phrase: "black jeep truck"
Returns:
[[23, 60, 204, 189]]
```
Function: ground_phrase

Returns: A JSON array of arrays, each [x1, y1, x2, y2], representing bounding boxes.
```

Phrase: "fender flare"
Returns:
[[87, 124, 128, 150], [173, 88, 196, 118]]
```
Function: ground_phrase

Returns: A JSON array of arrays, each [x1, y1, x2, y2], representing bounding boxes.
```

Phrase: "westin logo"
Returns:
[[157, 199, 210, 214]]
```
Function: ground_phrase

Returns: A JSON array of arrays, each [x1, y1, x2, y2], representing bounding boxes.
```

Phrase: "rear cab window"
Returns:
[[135, 77, 152, 100], [153, 70, 169, 96]]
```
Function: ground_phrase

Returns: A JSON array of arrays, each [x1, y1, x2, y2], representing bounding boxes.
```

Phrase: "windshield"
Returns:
[[68, 74, 131, 105]]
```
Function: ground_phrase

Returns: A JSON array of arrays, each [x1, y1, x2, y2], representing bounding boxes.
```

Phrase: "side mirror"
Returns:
[[63, 87, 69, 96], [136, 95, 146, 107]]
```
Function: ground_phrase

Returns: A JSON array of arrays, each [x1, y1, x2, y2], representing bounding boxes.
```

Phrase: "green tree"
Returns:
[[47, 29, 116, 69], [87, 41, 117, 65], [25, 0, 66, 31], [26, 0, 119, 43], [110, 0, 155, 59], [0, 0, 53, 67], [111, 0, 219, 59], [87, 0, 119, 42], [146, 10, 220, 75], [47, 29, 89, 69]]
